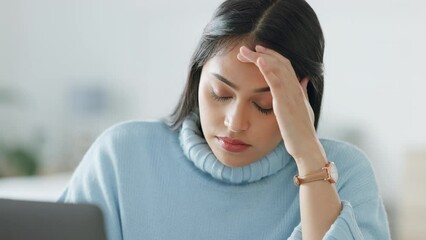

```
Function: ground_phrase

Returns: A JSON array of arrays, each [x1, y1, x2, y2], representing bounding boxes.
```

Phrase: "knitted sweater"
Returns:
[[59, 116, 390, 239]]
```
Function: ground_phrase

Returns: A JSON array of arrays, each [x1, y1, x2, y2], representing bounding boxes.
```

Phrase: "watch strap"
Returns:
[[293, 162, 335, 186]]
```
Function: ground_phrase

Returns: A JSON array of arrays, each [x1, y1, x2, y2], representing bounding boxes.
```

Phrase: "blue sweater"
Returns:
[[59, 116, 390, 239]]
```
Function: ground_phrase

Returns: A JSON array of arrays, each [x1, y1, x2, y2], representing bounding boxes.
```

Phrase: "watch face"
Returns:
[[329, 162, 339, 182]]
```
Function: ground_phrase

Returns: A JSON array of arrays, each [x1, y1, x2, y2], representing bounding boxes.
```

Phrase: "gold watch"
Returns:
[[293, 161, 338, 186]]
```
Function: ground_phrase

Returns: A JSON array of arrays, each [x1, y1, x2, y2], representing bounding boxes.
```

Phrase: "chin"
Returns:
[[207, 137, 257, 167], [215, 153, 254, 167]]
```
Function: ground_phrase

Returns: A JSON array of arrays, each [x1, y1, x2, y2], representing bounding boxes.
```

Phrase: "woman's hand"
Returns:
[[237, 45, 326, 171], [238, 45, 341, 240]]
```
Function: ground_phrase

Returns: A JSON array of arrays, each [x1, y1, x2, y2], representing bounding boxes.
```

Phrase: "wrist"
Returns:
[[296, 156, 327, 176], [294, 146, 327, 175], [294, 161, 339, 186]]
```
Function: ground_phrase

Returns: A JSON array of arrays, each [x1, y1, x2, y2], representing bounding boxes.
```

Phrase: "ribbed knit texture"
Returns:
[[59, 120, 391, 240], [179, 113, 292, 184]]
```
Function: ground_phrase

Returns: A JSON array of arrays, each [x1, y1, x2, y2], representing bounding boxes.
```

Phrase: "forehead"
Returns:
[[203, 44, 267, 87]]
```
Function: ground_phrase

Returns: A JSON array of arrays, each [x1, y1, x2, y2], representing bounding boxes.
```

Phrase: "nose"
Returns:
[[224, 102, 249, 133]]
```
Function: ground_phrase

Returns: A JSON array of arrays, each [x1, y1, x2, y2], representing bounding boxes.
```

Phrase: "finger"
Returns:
[[258, 55, 304, 97], [241, 46, 287, 80], [255, 45, 289, 63], [241, 46, 289, 75], [255, 45, 300, 84], [242, 46, 302, 97], [239, 46, 259, 64], [239, 47, 283, 88], [256, 56, 284, 94], [236, 52, 251, 63], [257, 53, 315, 126]]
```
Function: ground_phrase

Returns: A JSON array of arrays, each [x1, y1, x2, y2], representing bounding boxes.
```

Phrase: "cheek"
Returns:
[[256, 118, 282, 143], [199, 86, 213, 113], [198, 86, 223, 126]]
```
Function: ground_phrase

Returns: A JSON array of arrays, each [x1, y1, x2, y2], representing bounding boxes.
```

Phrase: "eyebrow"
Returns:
[[210, 72, 270, 93]]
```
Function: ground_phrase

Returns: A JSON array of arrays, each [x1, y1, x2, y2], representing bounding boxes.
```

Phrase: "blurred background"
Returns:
[[0, 0, 425, 238]]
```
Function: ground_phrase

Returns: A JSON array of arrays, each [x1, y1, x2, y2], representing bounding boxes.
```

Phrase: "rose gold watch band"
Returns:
[[293, 162, 336, 186], [293, 170, 328, 186]]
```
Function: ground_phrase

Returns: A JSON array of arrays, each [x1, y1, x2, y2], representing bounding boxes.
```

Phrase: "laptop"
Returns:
[[0, 198, 106, 240]]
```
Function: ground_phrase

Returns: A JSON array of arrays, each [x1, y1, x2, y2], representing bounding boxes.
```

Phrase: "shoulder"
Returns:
[[94, 119, 176, 146], [82, 119, 178, 166], [61, 120, 177, 202], [103, 119, 172, 136], [319, 138, 380, 202], [319, 138, 371, 170], [76, 119, 178, 172]]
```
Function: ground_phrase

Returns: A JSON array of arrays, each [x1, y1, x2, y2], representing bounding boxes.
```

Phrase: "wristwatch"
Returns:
[[293, 161, 338, 186]]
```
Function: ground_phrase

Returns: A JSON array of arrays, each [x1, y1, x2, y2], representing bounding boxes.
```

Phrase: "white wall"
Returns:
[[0, 0, 222, 169], [311, 1, 426, 235], [1, 0, 425, 238], [312, 0, 426, 217]]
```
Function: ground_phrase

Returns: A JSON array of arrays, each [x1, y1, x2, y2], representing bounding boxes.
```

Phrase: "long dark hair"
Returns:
[[169, 0, 325, 130]]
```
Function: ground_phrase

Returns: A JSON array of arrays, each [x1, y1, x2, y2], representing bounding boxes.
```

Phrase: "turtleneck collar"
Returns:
[[178, 113, 293, 184]]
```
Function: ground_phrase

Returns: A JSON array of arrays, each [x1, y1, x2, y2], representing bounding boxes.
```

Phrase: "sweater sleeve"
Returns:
[[287, 199, 389, 239], [57, 128, 123, 240], [287, 140, 391, 240]]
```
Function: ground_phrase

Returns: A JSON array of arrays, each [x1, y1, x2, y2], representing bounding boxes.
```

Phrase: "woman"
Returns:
[[59, 0, 390, 239]]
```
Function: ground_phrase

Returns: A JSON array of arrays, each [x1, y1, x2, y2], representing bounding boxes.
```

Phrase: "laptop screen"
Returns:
[[0, 198, 106, 240]]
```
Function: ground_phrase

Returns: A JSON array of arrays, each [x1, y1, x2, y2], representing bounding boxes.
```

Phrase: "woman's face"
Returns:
[[198, 44, 282, 167]]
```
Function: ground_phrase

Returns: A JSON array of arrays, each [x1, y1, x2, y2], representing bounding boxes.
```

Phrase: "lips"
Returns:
[[216, 137, 251, 152]]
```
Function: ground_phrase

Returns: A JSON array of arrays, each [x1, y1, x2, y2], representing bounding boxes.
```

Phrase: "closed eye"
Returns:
[[253, 103, 273, 115], [210, 88, 273, 115], [210, 89, 232, 102]]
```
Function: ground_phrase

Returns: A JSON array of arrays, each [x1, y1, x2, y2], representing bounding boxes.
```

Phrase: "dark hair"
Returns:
[[169, 0, 325, 130]]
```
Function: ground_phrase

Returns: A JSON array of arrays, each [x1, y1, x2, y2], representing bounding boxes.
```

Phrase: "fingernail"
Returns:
[[237, 53, 243, 60], [240, 46, 249, 54]]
